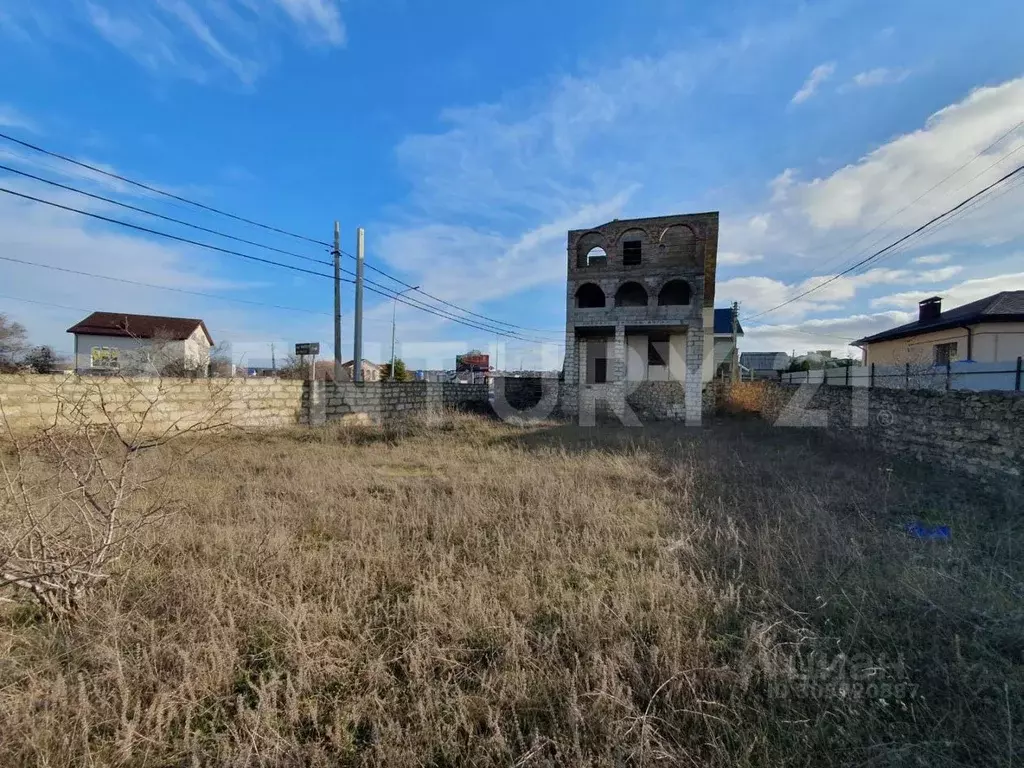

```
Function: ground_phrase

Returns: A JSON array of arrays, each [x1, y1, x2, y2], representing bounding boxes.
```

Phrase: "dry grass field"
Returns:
[[1, 411, 1022, 767]]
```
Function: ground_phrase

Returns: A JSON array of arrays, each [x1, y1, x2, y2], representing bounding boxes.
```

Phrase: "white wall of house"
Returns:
[[669, 334, 686, 381], [623, 333, 687, 382], [74, 329, 211, 374], [626, 335, 647, 381], [714, 336, 736, 373], [971, 323, 1024, 362], [183, 326, 213, 372], [863, 323, 1024, 366]]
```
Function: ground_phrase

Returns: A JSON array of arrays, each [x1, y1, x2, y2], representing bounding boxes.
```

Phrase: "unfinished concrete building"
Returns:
[[562, 212, 719, 423]]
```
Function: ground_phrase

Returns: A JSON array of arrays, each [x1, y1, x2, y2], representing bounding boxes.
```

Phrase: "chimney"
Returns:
[[918, 296, 942, 323]]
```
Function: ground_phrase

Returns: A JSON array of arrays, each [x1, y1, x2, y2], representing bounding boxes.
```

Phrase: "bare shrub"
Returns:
[[0, 376, 231, 621]]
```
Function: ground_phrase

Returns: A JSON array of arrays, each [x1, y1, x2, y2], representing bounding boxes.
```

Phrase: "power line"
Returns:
[[339, 248, 552, 334], [0, 129, 330, 247], [821, 138, 1024, 278], [752, 120, 1024, 316], [0, 162, 560, 339], [0, 186, 559, 343], [0, 162, 335, 268], [744, 161, 1024, 321], [0, 138, 549, 335], [0, 254, 333, 317]]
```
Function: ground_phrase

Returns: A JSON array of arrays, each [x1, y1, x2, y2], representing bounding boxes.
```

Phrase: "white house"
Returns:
[[711, 307, 744, 379], [67, 312, 214, 376]]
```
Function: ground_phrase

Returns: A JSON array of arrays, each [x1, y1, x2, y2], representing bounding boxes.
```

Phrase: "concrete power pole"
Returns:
[[353, 228, 365, 382], [333, 221, 342, 384], [731, 301, 740, 383]]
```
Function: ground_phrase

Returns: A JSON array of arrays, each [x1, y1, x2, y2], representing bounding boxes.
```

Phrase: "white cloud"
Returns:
[[869, 270, 1024, 310], [742, 310, 913, 358], [5, 0, 346, 85], [791, 62, 835, 104], [912, 253, 952, 265], [721, 266, 965, 321], [0, 105, 36, 132], [719, 251, 764, 266], [846, 67, 911, 89], [794, 77, 1024, 232], [272, 0, 344, 45]]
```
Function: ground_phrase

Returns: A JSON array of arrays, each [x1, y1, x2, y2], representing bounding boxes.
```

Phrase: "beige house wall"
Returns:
[[863, 323, 1024, 366]]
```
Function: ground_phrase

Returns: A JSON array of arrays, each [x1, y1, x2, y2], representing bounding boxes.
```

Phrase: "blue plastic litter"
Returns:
[[904, 522, 951, 540]]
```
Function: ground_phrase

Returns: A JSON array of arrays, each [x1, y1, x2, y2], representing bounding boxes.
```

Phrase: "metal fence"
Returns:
[[779, 357, 1024, 392]]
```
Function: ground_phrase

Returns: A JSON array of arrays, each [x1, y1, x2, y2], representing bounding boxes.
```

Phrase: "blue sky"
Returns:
[[1, 0, 1023, 369]]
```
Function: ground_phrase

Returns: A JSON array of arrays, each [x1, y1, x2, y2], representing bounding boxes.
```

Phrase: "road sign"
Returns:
[[295, 342, 320, 356]]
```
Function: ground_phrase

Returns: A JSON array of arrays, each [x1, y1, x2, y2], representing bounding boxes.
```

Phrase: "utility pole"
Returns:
[[353, 227, 365, 382], [271, 342, 276, 372], [730, 301, 740, 383], [390, 285, 420, 380], [333, 221, 342, 383]]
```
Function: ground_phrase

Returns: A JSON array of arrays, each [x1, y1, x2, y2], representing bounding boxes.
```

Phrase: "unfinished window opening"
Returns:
[[658, 280, 691, 306], [934, 342, 958, 365], [594, 358, 608, 383], [647, 340, 666, 367], [614, 281, 648, 308], [575, 283, 606, 309], [658, 224, 698, 265], [584, 247, 608, 266], [623, 240, 642, 266]]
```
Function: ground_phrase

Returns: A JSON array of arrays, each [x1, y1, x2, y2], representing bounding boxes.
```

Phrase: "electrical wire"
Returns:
[[339, 248, 553, 333], [0, 130, 550, 334], [743, 161, 1024, 321], [0, 254, 333, 317], [0, 186, 559, 344], [0, 162, 335, 268], [0, 129, 330, 247]]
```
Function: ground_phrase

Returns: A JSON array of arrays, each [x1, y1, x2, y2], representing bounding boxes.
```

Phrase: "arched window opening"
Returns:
[[658, 280, 691, 306], [615, 281, 648, 308], [575, 283, 606, 309]]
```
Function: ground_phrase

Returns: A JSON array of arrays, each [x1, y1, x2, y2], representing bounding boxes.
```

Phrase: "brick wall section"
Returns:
[[0, 374, 306, 433], [752, 382, 1024, 487]]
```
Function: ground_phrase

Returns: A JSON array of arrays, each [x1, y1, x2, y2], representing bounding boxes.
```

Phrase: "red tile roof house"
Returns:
[[67, 312, 214, 376]]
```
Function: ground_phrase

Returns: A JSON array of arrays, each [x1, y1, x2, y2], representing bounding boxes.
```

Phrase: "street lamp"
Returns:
[[391, 285, 420, 380]]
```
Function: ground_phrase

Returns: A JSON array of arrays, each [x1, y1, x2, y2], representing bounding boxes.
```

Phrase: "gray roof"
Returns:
[[740, 351, 790, 370], [855, 291, 1024, 345]]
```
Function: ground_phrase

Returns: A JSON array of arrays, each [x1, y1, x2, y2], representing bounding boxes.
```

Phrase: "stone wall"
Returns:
[[0, 375, 492, 435], [308, 381, 490, 426], [0, 374, 306, 433], [494, 376, 718, 424], [749, 382, 1024, 486]]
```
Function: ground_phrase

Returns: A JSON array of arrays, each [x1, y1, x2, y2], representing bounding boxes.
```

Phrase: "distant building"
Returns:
[[740, 351, 790, 378], [712, 307, 744, 379], [855, 293, 1024, 366], [67, 312, 213, 375], [342, 359, 383, 382]]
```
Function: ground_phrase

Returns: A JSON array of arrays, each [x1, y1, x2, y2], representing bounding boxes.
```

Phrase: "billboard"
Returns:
[[456, 353, 489, 372]]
